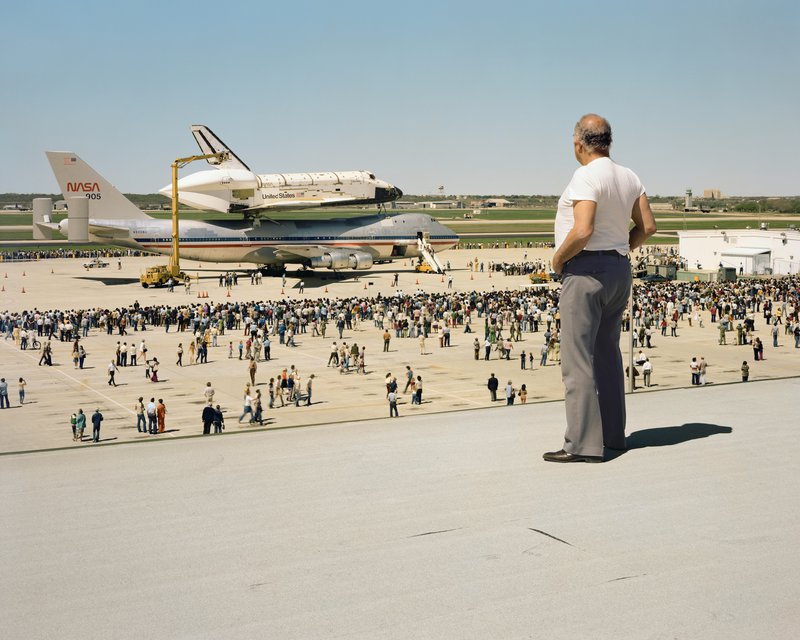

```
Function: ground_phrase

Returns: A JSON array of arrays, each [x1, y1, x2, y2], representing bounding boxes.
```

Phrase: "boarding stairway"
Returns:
[[417, 232, 447, 274]]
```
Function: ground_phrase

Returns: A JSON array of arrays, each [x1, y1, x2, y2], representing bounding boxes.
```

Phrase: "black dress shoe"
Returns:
[[543, 449, 603, 463]]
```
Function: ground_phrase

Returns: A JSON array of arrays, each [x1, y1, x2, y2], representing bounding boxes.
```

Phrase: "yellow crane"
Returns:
[[140, 151, 229, 288]]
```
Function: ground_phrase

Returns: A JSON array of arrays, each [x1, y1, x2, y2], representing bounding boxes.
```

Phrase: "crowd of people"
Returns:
[[0, 248, 147, 262], [2, 272, 799, 443]]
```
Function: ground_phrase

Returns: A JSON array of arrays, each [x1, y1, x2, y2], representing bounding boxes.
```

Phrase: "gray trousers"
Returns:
[[559, 253, 631, 456]]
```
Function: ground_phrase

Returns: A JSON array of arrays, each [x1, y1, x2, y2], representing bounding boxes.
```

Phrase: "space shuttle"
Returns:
[[160, 125, 403, 215]]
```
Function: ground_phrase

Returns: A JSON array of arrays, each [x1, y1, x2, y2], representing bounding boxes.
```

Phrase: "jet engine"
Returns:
[[309, 250, 374, 271]]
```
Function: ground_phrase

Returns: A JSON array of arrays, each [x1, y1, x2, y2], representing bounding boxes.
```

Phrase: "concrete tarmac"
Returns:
[[2, 378, 799, 639]]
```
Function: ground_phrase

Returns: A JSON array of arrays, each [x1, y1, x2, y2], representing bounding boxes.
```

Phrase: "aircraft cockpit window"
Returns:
[[368, 173, 375, 180]]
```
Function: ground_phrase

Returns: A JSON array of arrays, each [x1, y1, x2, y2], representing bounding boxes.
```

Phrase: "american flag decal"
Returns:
[[64, 157, 77, 165]]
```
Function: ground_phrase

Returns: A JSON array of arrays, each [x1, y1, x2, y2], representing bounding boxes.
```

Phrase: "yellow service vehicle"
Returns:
[[140, 265, 186, 288], [415, 260, 435, 273], [528, 271, 551, 284]]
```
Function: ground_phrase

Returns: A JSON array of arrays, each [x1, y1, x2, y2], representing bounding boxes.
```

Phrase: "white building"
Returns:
[[678, 229, 800, 275]]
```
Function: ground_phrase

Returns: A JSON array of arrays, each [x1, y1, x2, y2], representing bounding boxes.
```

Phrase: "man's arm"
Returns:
[[552, 200, 596, 274], [629, 193, 657, 251]]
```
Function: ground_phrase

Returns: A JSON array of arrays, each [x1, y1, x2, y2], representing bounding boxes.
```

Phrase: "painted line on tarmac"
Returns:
[[2, 340, 135, 416]]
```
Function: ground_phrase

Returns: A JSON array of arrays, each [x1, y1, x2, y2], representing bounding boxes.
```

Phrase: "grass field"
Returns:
[[3, 207, 799, 252]]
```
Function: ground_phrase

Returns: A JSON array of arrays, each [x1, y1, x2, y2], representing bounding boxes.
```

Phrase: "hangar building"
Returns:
[[678, 229, 800, 275]]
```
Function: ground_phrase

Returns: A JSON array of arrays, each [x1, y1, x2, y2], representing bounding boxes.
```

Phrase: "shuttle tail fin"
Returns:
[[190, 125, 251, 171], [45, 152, 150, 220]]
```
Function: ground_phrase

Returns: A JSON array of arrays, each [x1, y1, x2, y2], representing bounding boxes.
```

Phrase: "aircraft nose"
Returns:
[[376, 185, 403, 202]]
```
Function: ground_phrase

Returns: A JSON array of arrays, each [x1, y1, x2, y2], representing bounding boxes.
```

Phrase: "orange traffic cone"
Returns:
[[364, 283, 367, 290], [415, 278, 419, 285], [51, 269, 54, 274], [21, 287, 26, 293], [22, 271, 26, 276], [488, 272, 492, 278], [470, 273, 473, 280], [280, 287, 284, 295], [324, 287, 328, 293], [4, 273, 7, 278], [1, 285, 4, 291], [227, 290, 231, 297]]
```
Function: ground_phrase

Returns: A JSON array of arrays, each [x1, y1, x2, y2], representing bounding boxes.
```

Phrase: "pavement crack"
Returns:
[[606, 574, 646, 583], [528, 527, 573, 547], [408, 527, 461, 538]]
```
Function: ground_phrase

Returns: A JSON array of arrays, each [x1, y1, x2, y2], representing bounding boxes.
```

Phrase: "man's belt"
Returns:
[[575, 249, 621, 257]]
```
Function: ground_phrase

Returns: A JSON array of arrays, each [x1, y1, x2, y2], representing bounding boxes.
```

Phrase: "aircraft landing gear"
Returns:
[[259, 265, 286, 277]]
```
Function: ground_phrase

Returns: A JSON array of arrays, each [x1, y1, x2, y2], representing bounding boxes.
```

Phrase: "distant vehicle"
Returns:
[[83, 258, 109, 269], [528, 271, 551, 284], [639, 273, 669, 282], [2, 204, 27, 211], [415, 260, 435, 273], [140, 265, 183, 288]]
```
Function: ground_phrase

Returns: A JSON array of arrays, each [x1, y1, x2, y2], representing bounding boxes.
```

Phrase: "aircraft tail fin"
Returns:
[[190, 125, 251, 171], [45, 152, 150, 220]]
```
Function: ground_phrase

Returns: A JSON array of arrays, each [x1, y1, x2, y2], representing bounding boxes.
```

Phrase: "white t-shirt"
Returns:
[[555, 157, 645, 253]]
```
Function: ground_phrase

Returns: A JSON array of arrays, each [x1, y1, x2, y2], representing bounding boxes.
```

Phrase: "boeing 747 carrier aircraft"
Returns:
[[43, 152, 457, 273]]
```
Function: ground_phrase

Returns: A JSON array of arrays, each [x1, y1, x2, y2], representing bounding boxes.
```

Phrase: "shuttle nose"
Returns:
[[376, 185, 403, 203]]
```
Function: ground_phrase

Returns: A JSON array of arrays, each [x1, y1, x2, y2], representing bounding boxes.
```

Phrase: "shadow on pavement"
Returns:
[[627, 423, 733, 449], [77, 277, 142, 286]]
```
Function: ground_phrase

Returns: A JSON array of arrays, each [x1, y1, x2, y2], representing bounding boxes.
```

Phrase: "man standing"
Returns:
[[146, 397, 158, 434], [248, 357, 257, 386], [543, 114, 656, 463], [383, 329, 391, 352], [305, 374, 314, 406], [135, 396, 146, 433], [487, 373, 499, 402], [213, 405, 225, 433], [642, 358, 653, 388], [505, 380, 515, 406], [91, 408, 104, 443], [690, 357, 700, 386], [202, 402, 215, 435], [0, 378, 8, 409], [388, 390, 399, 417]]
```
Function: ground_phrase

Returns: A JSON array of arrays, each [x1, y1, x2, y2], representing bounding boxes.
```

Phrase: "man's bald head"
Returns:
[[574, 114, 612, 156]]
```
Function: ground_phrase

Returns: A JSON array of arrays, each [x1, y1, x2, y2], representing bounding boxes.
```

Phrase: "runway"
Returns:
[[2, 378, 799, 639]]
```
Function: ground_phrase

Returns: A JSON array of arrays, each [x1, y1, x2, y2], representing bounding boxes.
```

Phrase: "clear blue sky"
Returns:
[[2, 0, 798, 197]]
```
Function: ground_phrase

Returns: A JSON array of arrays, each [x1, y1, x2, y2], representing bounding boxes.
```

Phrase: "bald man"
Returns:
[[543, 114, 656, 463]]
